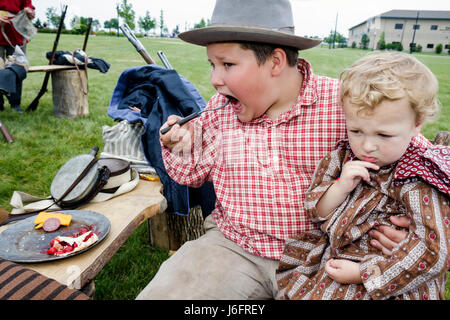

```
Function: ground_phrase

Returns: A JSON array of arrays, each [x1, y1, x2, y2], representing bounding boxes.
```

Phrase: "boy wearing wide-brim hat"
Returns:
[[138, 0, 413, 299]]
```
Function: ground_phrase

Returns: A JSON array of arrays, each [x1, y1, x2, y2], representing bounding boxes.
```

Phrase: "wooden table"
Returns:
[[0, 179, 167, 290]]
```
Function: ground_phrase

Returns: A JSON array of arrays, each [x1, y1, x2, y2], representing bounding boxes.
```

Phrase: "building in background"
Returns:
[[347, 10, 450, 52]]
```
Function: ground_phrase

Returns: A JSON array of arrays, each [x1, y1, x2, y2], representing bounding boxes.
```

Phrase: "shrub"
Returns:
[[377, 32, 386, 50], [436, 43, 443, 54]]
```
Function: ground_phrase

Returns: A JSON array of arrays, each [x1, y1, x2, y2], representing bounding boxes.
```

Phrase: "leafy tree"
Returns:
[[435, 43, 443, 54], [138, 11, 156, 34], [360, 33, 370, 50], [70, 16, 92, 34], [117, 0, 136, 30], [193, 18, 210, 29], [104, 18, 118, 32], [34, 18, 43, 29], [159, 10, 168, 36], [91, 19, 100, 32], [46, 7, 65, 29], [194, 18, 207, 29], [324, 30, 347, 47]]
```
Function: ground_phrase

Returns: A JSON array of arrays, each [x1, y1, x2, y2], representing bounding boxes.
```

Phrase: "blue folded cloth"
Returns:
[[108, 65, 216, 217]]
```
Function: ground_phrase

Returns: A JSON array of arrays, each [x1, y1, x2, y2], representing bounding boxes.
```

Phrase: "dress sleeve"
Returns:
[[161, 96, 222, 188], [304, 147, 348, 223], [359, 185, 450, 300]]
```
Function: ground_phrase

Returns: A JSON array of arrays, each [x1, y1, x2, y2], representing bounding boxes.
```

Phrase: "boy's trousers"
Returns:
[[136, 215, 279, 300]]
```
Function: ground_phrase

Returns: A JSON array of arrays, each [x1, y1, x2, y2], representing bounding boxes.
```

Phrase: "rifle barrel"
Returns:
[[0, 121, 14, 143], [120, 24, 155, 64]]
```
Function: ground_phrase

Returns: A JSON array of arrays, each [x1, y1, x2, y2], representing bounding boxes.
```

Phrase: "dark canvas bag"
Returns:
[[10, 10, 37, 41]]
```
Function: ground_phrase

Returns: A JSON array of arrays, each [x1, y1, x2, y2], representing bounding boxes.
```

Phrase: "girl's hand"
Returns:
[[335, 161, 379, 193], [325, 259, 362, 284]]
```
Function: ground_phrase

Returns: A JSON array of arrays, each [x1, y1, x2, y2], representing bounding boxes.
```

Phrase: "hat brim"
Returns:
[[179, 26, 322, 50]]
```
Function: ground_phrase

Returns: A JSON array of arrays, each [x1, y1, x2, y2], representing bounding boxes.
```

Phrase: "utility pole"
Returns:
[[410, 11, 419, 53], [116, 3, 120, 37], [332, 12, 338, 49]]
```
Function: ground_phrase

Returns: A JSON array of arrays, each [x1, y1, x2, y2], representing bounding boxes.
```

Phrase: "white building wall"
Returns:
[[348, 16, 450, 52]]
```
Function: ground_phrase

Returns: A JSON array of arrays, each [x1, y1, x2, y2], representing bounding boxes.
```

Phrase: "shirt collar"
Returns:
[[339, 139, 450, 196], [296, 58, 318, 107]]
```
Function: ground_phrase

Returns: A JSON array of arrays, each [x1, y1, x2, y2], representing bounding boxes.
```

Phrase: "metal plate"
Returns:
[[0, 210, 110, 263]]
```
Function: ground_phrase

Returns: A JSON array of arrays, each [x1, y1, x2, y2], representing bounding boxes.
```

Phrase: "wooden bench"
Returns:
[[28, 65, 76, 73]]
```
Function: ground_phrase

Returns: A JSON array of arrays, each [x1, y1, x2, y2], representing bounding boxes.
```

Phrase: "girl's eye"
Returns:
[[350, 130, 361, 134], [378, 133, 393, 138], [224, 63, 233, 68]]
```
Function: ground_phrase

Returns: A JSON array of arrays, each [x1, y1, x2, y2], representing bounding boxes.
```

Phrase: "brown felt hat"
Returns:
[[179, 0, 321, 50]]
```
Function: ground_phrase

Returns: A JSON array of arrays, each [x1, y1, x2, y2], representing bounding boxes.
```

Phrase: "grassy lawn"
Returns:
[[0, 33, 448, 299]]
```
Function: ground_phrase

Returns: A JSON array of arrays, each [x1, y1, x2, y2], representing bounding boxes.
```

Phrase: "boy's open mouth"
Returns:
[[225, 95, 237, 103], [225, 95, 242, 113]]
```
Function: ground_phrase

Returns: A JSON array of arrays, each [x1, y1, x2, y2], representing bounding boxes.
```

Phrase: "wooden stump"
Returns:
[[148, 206, 205, 251], [51, 69, 89, 119]]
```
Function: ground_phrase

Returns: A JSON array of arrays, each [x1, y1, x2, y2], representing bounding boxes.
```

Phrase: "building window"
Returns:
[[430, 25, 438, 30], [395, 23, 403, 30], [427, 44, 434, 49], [413, 24, 420, 30]]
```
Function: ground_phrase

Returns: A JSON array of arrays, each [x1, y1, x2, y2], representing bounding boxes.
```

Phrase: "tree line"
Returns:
[[34, 0, 210, 37]]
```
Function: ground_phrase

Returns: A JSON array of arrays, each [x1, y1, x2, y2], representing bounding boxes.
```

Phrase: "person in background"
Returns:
[[0, 0, 35, 113], [277, 52, 449, 300]]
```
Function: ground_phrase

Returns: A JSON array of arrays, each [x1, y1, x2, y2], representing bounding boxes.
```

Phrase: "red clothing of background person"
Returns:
[[0, 0, 35, 46], [0, 0, 35, 113]]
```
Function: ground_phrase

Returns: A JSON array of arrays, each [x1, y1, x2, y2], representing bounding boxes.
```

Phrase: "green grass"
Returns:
[[1, 33, 448, 300]]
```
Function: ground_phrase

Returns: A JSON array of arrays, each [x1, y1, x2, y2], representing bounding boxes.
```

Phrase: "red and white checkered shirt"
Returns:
[[161, 59, 347, 259]]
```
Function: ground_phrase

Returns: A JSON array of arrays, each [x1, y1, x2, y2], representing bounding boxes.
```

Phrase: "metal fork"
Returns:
[[160, 100, 231, 135]]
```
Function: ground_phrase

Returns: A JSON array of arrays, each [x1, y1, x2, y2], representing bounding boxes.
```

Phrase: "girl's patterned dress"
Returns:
[[276, 140, 450, 300]]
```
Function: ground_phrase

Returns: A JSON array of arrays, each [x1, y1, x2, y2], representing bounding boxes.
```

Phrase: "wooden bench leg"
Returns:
[[80, 280, 95, 298]]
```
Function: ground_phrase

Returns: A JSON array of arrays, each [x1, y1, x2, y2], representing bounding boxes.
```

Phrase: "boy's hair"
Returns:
[[238, 42, 299, 67], [339, 52, 440, 124]]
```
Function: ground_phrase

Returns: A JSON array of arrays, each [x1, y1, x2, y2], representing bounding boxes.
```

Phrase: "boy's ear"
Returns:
[[270, 48, 287, 76]]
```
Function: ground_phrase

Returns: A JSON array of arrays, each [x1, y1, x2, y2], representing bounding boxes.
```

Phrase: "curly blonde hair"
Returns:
[[339, 52, 441, 124]]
